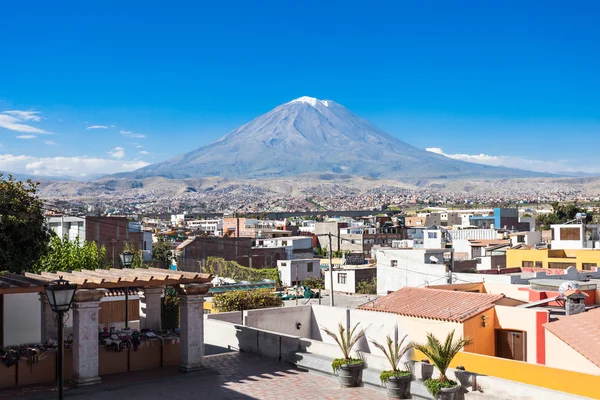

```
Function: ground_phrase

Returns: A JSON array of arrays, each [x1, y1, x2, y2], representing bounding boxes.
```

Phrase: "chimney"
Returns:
[[564, 290, 587, 316]]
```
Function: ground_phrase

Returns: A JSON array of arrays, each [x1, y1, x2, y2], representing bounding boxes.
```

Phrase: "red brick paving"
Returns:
[[3, 352, 388, 400]]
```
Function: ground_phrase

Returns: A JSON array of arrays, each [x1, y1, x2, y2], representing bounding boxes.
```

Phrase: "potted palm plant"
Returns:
[[322, 322, 366, 387], [412, 330, 472, 400], [371, 334, 413, 399]]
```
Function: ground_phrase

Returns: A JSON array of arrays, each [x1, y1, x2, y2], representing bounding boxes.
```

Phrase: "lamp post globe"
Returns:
[[44, 278, 76, 400], [44, 277, 77, 313], [120, 250, 135, 268]]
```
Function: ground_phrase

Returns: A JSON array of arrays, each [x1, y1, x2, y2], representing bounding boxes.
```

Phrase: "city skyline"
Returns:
[[1, 1, 599, 178]]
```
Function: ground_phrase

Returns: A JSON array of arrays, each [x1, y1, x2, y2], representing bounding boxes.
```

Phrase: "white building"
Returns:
[[187, 219, 223, 236], [256, 236, 313, 259], [550, 224, 600, 250], [324, 264, 376, 294], [510, 231, 543, 247], [376, 248, 452, 294], [277, 259, 321, 286]]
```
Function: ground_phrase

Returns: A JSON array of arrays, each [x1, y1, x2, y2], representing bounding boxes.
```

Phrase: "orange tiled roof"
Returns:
[[545, 308, 600, 368], [358, 287, 504, 322]]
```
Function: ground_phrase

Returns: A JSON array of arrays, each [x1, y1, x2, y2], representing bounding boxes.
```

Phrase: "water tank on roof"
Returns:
[[559, 281, 581, 295], [576, 213, 587, 222]]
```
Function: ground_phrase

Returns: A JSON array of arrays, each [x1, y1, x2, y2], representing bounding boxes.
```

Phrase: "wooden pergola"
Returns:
[[0, 268, 212, 294]]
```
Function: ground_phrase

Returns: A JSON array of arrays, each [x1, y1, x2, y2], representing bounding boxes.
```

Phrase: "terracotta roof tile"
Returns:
[[545, 308, 600, 368], [358, 287, 504, 322]]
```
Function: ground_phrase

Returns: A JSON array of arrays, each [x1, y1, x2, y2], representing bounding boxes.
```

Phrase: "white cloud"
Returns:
[[139, 150, 149, 155], [3, 110, 42, 121], [0, 110, 50, 134], [426, 147, 600, 174], [16, 135, 36, 139], [120, 130, 146, 139], [86, 125, 108, 130], [110, 124, 116, 128], [44, 140, 57, 145], [0, 153, 149, 178], [135, 144, 143, 148], [108, 146, 125, 159]]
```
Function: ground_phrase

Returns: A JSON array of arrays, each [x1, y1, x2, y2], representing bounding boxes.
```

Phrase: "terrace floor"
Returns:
[[5, 351, 388, 400]]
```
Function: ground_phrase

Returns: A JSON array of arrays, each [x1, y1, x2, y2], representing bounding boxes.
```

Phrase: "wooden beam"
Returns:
[[0, 275, 31, 287], [69, 271, 105, 284]]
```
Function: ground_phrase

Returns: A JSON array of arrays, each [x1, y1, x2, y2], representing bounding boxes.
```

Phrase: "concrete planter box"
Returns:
[[98, 347, 128, 375], [130, 341, 161, 371], [17, 351, 56, 386], [0, 365, 17, 388], [337, 362, 363, 387], [385, 374, 412, 399], [162, 342, 181, 367], [437, 383, 461, 400]]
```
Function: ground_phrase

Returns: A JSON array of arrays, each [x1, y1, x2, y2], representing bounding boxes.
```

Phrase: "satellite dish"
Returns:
[[559, 281, 581, 295]]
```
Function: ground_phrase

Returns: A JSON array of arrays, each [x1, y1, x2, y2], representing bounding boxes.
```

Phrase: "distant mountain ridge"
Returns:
[[114, 96, 551, 180]]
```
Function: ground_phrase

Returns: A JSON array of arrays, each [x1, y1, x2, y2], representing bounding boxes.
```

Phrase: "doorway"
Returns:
[[495, 329, 526, 361]]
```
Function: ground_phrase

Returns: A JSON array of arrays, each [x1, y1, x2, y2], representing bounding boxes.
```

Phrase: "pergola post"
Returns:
[[177, 283, 210, 372], [71, 289, 105, 387], [139, 287, 163, 331], [39, 293, 58, 341]]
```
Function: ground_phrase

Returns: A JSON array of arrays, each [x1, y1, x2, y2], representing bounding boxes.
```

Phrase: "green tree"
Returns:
[[152, 237, 174, 268], [203, 257, 280, 284], [536, 202, 592, 230], [356, 277, 377, 295], [0, 175, 51, 273], [35, 235, 107, 272], [123, 241, 144, 268]]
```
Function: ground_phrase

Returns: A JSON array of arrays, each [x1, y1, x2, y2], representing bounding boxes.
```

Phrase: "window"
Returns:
[[282, 241, 288, 246], [517, 235, 525, 243], [548, 262, 572, 269], [582, 263, 597, 271], [391, 260, 398, 268], [560, 227, 581, 241], [522, 261, 534, 268], [307, 263, 313, 272], [338, 273, 347, 284], [535, 261, 542, 268], [428, 232, 438, 239]]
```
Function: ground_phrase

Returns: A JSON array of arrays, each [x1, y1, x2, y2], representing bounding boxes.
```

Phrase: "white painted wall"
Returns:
[[545, 331, 600, 375], [244, 305, 313, 338], [483, 282, 530, 301], [3, 293, 42, 346], [324, 269, 356, 293], [277, 260, 321, 286], [376, 249, 449, 294]]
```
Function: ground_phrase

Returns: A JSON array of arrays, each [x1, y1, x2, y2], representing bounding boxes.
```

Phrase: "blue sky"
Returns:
[[0, 0, 599, 177]]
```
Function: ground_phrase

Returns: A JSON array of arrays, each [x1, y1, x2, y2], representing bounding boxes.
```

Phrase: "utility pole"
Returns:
[[296, 263, 299, 306], [328, 232, 334, 307]]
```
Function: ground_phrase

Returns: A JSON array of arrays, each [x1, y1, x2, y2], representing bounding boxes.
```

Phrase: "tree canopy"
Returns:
[[35, 235, 108, 273], [152, 237, 174, 268], [536, 202, 592, 230], [0, 175, 51, 273]]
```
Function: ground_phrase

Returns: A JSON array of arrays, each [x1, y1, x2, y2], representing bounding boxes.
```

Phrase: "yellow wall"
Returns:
[[545, 331, 600, 375], [463, 308, 495, 356], [204, 300, 216, 313], [411, 350, 600, 399], [506, 248, 600, 270]]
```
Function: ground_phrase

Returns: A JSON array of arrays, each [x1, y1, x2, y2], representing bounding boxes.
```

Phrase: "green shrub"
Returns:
[[380, 370, 411, 384], [303, 276, 325, 289], [424, 378, 457, 396], [356, 277, 377, 294], [213, 289, 283, 312]]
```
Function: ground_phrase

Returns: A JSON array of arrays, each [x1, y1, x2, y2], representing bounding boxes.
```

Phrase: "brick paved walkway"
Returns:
[[7, 352, 388, 400]]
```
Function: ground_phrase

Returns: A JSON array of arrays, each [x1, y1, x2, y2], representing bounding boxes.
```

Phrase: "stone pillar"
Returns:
[[71, 289, 105, 387], [39, 293, 58, 341], [139, 287, 163, 331], [177, 283, 210, 372]]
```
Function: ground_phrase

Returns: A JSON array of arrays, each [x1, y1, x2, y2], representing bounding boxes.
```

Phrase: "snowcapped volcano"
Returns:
[[118, 97, 547, 180]]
